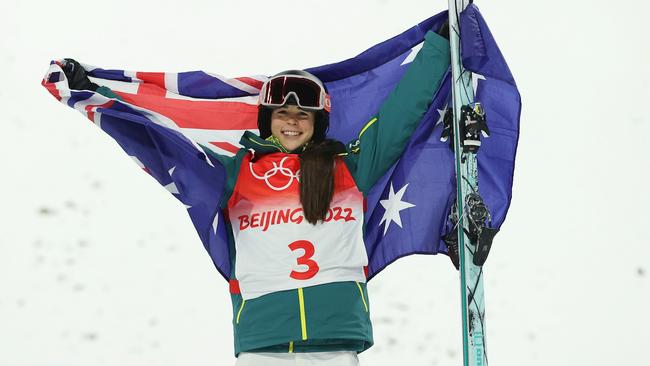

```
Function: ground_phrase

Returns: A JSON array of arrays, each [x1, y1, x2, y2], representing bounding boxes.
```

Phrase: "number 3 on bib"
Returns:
[[288, 240, 320, 280]]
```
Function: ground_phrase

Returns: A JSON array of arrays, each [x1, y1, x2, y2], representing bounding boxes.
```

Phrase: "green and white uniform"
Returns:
[[200, 31, 450, 357]]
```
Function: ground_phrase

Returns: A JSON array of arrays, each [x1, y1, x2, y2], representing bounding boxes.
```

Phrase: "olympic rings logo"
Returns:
[[249, 157, 300, 191]]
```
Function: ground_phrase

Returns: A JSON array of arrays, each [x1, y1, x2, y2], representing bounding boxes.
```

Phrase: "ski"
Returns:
[[446, 1, 497, 365]]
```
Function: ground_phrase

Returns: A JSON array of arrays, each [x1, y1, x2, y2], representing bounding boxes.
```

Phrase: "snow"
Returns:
[[1, 0, 649, 365]]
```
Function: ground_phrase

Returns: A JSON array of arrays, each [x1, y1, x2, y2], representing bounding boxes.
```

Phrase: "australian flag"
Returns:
[[41, 5, 520, 281]]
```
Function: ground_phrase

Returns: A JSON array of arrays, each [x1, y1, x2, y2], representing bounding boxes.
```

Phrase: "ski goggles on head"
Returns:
[[259, 75, 331, 112]]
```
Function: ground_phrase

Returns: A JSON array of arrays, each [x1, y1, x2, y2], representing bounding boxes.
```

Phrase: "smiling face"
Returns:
[[270, 105, 315, 151]]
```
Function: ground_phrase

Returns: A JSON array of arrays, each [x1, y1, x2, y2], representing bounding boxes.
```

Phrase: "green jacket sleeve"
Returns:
[[344, 31, 450, 194]]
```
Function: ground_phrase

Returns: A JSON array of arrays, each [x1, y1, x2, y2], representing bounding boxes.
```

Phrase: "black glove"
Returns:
[[437, 19, 450, 40], [443, 231, 460, 270], [61, 58, 98, 91]]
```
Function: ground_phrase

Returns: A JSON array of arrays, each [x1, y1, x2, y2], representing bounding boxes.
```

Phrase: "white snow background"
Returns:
[[1, 0, 649, 365]]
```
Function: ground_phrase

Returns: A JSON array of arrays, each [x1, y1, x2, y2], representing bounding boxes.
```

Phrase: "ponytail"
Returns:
[[299, 139, 345, 224]]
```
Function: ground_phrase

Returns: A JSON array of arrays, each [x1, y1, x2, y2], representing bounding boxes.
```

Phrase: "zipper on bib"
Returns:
[[297, 288, 308, 340]]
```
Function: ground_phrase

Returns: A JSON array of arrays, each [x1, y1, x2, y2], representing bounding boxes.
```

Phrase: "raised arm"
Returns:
[[345, 31, 450, 194], [48, 59, 240, 278], [58, 58, 240, 180]]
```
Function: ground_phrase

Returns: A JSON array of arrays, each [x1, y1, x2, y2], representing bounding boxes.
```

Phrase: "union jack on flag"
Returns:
[[41, 7, 520, 281]]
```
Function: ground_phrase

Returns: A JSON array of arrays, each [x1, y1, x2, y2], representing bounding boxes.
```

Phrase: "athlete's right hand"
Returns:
[[61, 58, 98, 91]]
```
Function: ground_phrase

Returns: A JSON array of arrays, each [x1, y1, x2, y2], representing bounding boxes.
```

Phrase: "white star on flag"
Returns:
[[164, 165, 192, 209], [436, 105, 448, 126], [212, 213, 219, 234], [379, 183, 416, 236], [400, 42, 424, 66], [472, 73, 486, 93]]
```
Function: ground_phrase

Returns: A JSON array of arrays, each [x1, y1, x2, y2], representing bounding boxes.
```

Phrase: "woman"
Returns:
[[62, 29, 450, 366]]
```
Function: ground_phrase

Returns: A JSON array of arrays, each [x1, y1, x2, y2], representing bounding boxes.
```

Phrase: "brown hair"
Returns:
[[299, 139, 346, 224]]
